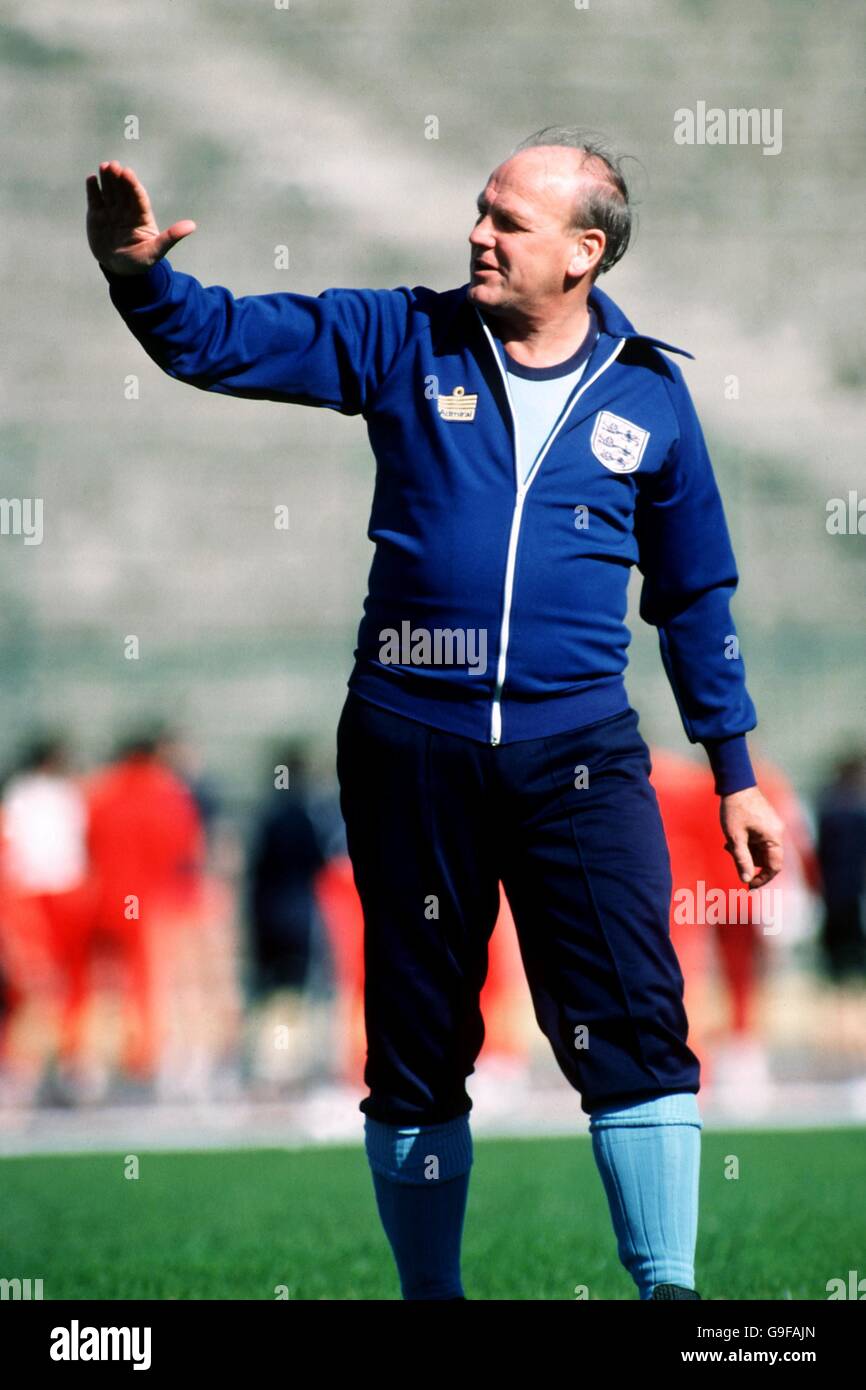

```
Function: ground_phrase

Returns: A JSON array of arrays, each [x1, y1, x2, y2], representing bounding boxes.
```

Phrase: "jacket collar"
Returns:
[[461, 282, 694, 361], [588, 284, 694, 359]]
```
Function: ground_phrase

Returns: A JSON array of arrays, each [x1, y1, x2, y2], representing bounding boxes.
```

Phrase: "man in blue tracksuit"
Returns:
[[87, 125, 784, 1300]]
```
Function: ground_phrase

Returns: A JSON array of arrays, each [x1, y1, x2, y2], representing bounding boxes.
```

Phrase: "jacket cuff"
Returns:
[[701, 734, 757, 797], [99, 259, 172, 304]]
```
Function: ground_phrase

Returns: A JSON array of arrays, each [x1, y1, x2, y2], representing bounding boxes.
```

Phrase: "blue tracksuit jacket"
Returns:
[[101, 259, 758, 795]]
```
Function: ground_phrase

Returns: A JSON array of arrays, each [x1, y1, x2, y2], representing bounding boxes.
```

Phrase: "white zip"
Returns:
[[472, 308, 626, 745]]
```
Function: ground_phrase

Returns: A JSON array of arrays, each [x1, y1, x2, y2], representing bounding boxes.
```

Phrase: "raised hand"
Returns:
[[85, 161, 197, 276]]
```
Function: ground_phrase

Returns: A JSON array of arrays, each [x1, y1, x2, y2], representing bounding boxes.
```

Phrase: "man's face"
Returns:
[[468, 148, 598, 318]]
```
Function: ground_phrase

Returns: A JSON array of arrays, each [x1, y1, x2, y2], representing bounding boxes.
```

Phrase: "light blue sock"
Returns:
[[589, 1091, 702, 1299], [364, 1114, 473, 1300]]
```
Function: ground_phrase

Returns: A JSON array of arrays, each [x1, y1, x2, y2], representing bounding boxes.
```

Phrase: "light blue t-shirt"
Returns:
[[492, 307, 599, 484]]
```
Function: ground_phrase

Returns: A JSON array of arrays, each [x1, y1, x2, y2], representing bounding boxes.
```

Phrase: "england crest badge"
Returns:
[[590, 411, 650, 473]]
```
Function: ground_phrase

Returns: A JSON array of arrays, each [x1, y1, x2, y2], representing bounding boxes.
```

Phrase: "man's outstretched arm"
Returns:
[[86, 161, 412, 413]]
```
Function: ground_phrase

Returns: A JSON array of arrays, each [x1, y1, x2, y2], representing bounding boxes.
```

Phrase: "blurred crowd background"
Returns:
[[0, 722, 864, 1121], [1, 0, 865, 1133]]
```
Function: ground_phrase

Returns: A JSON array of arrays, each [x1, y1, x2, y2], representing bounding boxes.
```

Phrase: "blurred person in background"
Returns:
[[152, 724, 244, 1096], [815, 751, 866, 1052], [653, 747, 820, 1113], [243, 740, 327, 1095], [0, 734, 96, 1105], [155, 725, 222, 846], [85, 725, 206, 1096], [307, 784, 369, 1086], [714, 753, 819, 1045]]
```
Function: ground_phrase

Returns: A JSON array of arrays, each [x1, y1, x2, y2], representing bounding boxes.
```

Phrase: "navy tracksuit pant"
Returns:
[[335, 689, 700, 1125]]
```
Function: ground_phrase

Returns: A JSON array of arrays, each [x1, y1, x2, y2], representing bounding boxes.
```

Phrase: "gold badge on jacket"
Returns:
[[437, 385, 478, 421]]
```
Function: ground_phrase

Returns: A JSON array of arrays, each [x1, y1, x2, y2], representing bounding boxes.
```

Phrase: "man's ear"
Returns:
[[568, 228, 605, 279]]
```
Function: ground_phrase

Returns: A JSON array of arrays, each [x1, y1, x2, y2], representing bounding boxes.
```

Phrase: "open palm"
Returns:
[[85, 160, 196, 275]]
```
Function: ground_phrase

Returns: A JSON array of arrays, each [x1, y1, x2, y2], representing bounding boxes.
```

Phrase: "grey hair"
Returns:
[[509, 126, 633, 277]]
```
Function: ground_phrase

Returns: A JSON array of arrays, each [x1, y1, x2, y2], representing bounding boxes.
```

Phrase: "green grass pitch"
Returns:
[[2, 1129, 863, 1299]]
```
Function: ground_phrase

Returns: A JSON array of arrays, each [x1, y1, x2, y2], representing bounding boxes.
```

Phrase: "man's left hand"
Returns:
[[719, 785, 785, 889]]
